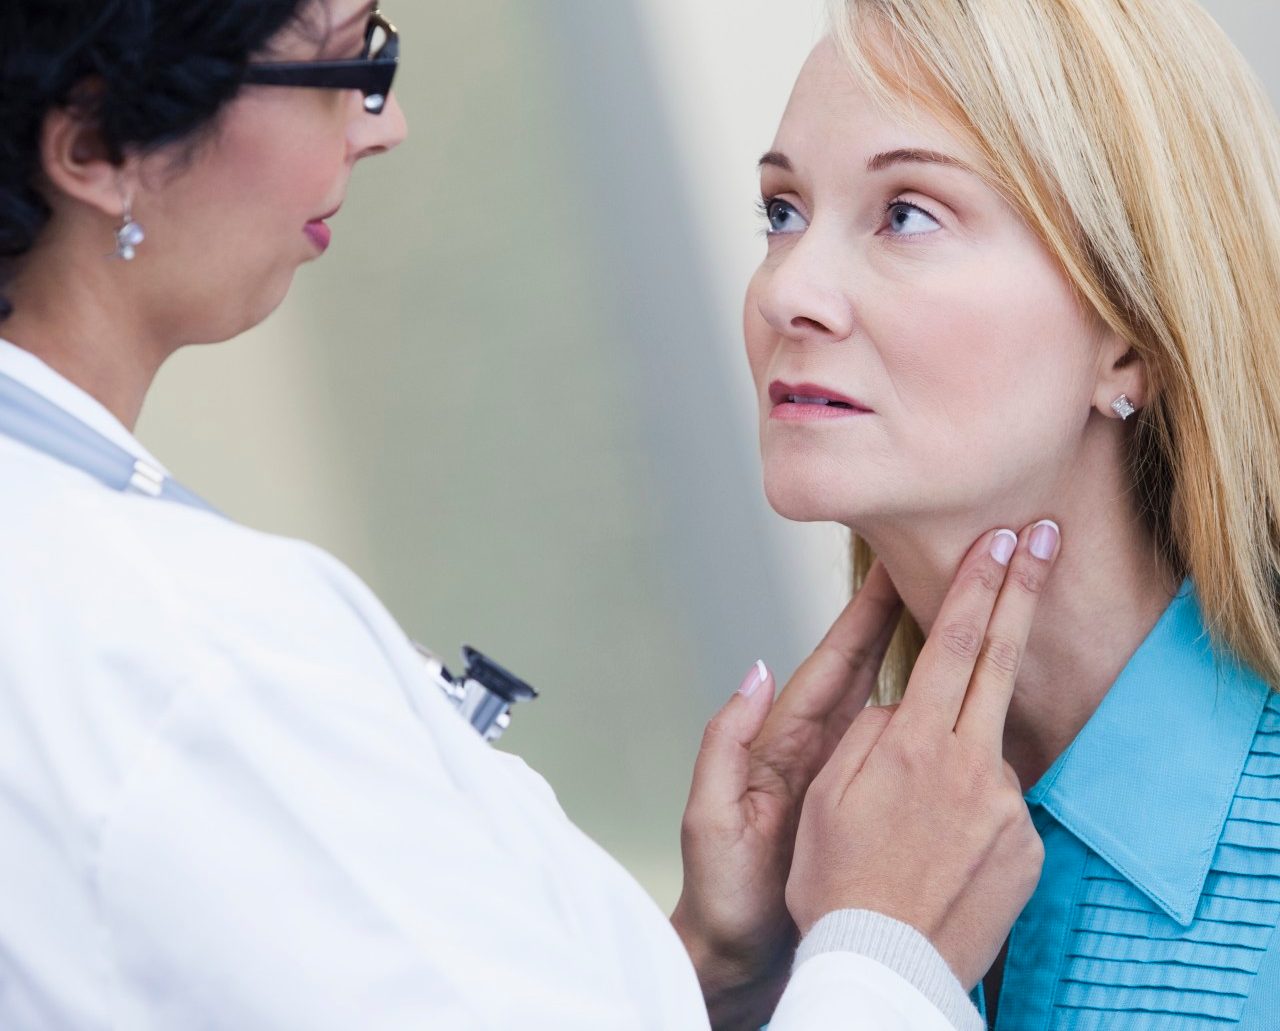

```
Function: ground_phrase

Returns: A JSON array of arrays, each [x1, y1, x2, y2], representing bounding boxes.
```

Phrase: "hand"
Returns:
[[785, 522, 1059, 989], [671, 564, 903, 1029]]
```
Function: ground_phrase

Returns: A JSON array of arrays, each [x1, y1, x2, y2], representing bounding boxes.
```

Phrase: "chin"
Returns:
[[763, 474, 860, 524], [183, 267, 298, 344], [229, 272, 299, 340], [760, 444, 884, 523], [761, 459, 930, 529]]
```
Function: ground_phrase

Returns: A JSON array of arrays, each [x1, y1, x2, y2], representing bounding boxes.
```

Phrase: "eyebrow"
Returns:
[[868, 148, 975, 174], [758, 148, 977, 176]]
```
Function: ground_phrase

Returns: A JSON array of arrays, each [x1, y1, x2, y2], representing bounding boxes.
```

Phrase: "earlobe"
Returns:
[[1096, 337, 1148, 420], [38, 104, 133, 221]]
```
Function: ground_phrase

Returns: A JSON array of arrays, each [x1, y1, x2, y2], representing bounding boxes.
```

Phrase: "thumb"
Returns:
[[686, 661, 776, 819]]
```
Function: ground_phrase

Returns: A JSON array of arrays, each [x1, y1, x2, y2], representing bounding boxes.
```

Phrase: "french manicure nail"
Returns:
[[738, 659, 769, 698], [990, 529, 1018, 566], [1029, 519, 1060, 560]]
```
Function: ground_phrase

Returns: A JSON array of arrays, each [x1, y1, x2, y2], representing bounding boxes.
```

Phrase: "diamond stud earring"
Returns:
[[113, 200, 145, 261], [1110, 394, 1137, 420]]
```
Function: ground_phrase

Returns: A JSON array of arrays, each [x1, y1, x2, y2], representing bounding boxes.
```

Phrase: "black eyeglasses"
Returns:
[[243, 8, 399, 114]]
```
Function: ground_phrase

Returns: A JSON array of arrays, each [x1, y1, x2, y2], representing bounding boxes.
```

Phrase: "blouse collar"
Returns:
[[1026, 581, 1271, 926]]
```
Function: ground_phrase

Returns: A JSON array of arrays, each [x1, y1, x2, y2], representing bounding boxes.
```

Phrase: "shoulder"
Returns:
[[0, 436, 380, 640], [0, 439, 430, 788]]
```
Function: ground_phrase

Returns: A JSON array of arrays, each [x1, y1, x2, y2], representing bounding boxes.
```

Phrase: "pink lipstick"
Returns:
[[304, 220, 332, 252], [768, 380, 873, 421]]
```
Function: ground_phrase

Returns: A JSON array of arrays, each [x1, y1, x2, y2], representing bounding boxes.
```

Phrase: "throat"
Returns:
[[858, 510, 1181, 795]]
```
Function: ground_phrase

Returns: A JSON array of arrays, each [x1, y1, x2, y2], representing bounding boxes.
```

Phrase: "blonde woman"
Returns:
[[748, 0, 1280, 1026]]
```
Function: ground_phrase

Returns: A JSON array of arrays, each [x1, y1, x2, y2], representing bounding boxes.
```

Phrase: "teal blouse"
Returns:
[[976, 582, 1280, 1028]]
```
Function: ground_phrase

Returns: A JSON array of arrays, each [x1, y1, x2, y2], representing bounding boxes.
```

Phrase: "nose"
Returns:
[[350, 91, 409, 161], [755, 231, 857, 345]]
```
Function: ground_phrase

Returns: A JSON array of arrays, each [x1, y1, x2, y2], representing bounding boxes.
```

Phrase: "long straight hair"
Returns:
[[829, 0, 1280, 701]]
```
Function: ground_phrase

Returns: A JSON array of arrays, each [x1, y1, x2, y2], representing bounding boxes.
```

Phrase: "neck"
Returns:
[[3, 231, 172, 432], [857, 436, 1179, 787]]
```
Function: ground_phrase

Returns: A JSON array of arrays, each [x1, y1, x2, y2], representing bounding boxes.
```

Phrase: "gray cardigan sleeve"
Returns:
[[794, 910, 985, 1031]]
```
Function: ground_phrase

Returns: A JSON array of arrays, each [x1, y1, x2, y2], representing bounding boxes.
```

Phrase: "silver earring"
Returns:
[[1110, 394, 1137, 421], [113, 200, 145, 261]]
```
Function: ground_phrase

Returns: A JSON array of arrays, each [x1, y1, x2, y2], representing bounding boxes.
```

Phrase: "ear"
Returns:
[[38, 101, 137, 220], [1093, 327, 1149, 420]]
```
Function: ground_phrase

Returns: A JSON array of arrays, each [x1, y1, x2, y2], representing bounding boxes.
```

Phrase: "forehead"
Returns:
[[771, 37, 985, 177]]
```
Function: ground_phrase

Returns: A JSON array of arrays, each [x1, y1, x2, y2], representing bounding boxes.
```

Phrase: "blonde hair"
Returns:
[[827, 0, 1280, 701]]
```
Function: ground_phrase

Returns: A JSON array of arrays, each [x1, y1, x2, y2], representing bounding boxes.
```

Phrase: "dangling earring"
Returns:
[[112, 198, 145, 261], [1110, 394, 1137, 420]]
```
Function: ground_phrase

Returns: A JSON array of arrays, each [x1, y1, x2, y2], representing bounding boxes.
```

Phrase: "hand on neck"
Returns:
[[852, 450, 1180, 788]]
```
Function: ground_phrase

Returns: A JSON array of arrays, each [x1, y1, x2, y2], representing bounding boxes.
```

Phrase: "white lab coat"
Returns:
[[0, 338, 956, 1029]]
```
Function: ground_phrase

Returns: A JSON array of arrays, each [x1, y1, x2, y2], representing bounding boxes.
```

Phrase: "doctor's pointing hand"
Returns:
[[678, 526, 1055, 1030]]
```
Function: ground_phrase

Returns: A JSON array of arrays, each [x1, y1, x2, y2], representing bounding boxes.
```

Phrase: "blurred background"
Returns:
[[136, 0, 1277, 910]]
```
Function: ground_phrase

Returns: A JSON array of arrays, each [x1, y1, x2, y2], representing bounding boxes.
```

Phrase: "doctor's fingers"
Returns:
[[751, 563, 901, 790], [772, 560, 900, 725], [808, 701, 901, 793], [954, 520, 1061, 753], [684, 661, 777, 825], [747, 566, 901, 799], [890, 528, 1017, 738]]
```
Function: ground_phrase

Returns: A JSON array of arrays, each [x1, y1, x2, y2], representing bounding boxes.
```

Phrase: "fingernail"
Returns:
[[1029, 519, 1060, 560], [738, 659, 769, 698], [990, 529, 1018, 567]]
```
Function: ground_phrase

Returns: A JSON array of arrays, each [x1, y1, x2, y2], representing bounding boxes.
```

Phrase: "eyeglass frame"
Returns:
[[242, 7, 399, 114]]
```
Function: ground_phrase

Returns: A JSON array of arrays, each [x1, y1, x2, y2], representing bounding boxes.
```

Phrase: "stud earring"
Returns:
[[113, 199, 145, 261], [1110, 394, 1137, 421]]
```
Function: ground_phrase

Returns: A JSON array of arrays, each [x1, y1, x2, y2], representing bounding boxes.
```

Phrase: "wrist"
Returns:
[[796, 910, 982, 1031], [670, 904, 793, 1030]]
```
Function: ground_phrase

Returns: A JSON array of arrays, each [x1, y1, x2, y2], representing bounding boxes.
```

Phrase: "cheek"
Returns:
[[875, 260, 1097, 491], [742, 271, 774, 388], [138, 101, 350, 339], [224, 122, 344, 219], [178, 96, 347, 230]]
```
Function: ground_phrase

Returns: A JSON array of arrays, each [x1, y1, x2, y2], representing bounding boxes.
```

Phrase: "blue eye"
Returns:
[[885, 200, 940, 236], [758, 197, 808, 235]]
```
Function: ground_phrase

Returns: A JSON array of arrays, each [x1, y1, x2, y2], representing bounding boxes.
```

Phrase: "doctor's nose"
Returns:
[[755, 235, 857, 345], [351, 91, 410, 160]]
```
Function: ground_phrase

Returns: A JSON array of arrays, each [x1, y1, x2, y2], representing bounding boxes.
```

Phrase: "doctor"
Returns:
[[0, 1, 1049, 1027]]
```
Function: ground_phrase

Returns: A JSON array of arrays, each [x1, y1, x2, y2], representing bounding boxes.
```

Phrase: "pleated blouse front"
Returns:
[[976, 584, 1280, 1029]]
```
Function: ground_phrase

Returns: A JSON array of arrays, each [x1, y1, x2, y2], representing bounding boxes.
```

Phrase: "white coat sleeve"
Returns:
[[769, 952, 964, 1030], [768, 910, 985, 1031], [90, 649, 699, 1031]]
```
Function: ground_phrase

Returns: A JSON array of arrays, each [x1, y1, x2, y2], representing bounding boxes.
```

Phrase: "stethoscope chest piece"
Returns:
[[414, 644, 539, 743]]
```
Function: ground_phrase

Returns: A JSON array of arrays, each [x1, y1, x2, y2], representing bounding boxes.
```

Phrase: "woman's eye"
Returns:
[[760, 198, 809, 235], [884, 200, 941, 237]]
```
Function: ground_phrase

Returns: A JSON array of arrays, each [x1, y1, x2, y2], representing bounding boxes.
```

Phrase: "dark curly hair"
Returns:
[[0, 0, 318, 320]]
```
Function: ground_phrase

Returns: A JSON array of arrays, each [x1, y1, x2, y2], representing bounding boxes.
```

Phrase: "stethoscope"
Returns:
[[0, 369, 538, 743]]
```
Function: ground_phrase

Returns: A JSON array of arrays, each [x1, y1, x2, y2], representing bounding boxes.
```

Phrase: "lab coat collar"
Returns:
[[0, 337, 169, 475], [1025, 581, 1271, 926]]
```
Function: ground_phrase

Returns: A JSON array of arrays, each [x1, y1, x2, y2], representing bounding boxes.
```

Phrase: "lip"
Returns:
[[768, 380, 874, 420], [303, 201, 342, 253], [304, 220, 332, 252]]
